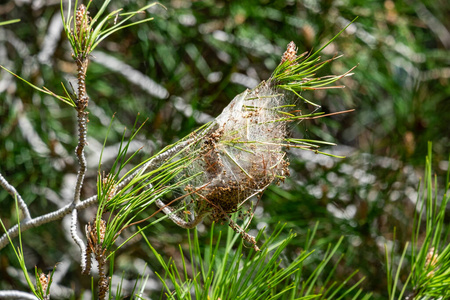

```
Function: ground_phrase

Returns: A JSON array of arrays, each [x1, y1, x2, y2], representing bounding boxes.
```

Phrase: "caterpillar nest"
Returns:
[[186, 82, 290, 219]]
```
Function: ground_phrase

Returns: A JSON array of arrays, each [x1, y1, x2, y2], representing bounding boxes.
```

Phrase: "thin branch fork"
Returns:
[[0, 195, 97, 250], [0, 139, 193, 250]]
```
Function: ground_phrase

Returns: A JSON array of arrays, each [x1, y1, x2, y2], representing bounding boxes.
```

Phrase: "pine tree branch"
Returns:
[[0, 139, 192, 250]]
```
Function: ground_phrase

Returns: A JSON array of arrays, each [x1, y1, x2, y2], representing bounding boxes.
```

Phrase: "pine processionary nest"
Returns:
[[172, 80, 291, 223]]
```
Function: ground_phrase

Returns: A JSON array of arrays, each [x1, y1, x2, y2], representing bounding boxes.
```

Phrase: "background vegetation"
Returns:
[[0, 0, 449, 299]]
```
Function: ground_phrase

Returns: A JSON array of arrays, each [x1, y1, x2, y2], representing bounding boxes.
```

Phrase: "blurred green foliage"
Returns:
[[0, 0, 449, 299]]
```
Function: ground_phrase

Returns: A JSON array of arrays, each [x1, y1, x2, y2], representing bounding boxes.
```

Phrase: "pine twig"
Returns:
[[0, 290, 38, 300], [73, 56, 90, 207], [69, 4, 92, 269], [70, 56, 89, 272]]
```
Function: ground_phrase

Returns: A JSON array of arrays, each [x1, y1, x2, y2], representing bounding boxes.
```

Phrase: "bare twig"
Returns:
[[0, 290, 38, 300], [0, 173, 31, 220], [0, 196, 97, 250], [70, 209, 87, 272], [153, 183, 210, 230], [155, 199, 206, 229]]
